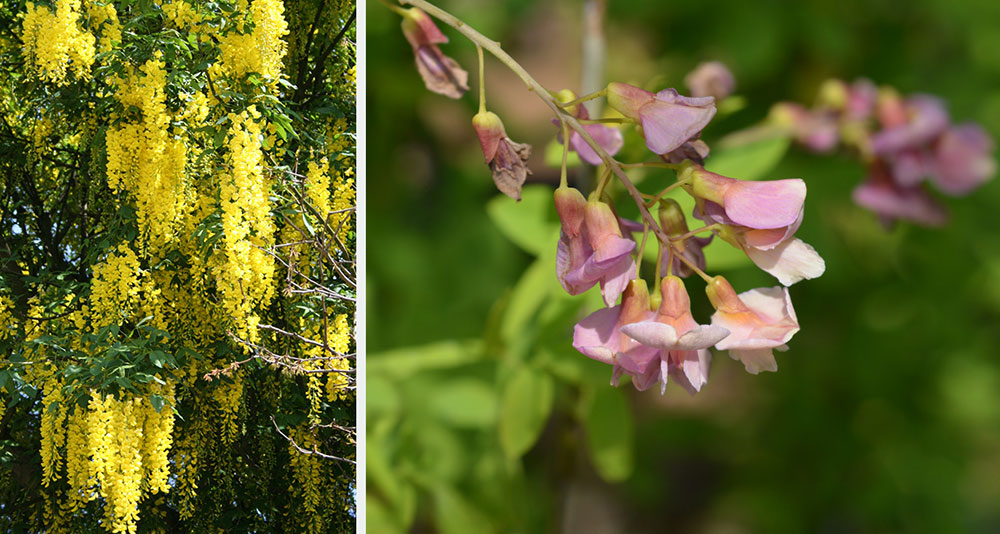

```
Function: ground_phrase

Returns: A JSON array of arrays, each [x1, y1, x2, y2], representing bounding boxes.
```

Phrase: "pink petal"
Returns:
[[572, 307, 621, 364], [745, 238, 826, 286], [723, 179, 806, 229], [675, 325, 731, 350], [620, 321, 678, 349], [731, 348, 778, 374], [571, 124, 624, 166], [598, 256, 637, 307], [852, 180, 948, 226], [638, 99, 716, 155]]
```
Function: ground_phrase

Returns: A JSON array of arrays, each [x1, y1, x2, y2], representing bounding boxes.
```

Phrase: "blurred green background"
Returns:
[[367, 0, 1000, 532]]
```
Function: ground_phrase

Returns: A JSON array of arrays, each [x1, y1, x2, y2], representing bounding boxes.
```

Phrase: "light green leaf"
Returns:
[[499, 364, 555, 459], [429, 484, 496, 534], [705, 135, 790, 181], [486, 185, 559, 256], [367, 498, 407, 534], [583, 387, 634, 482], [367, 374, 400, 418], [369, 339, 483, 380], [501, 252, 559, 342], [428, 378, 497, 428]]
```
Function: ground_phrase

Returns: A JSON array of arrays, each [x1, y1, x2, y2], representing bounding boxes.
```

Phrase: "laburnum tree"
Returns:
[[0, 0, 356, 532]]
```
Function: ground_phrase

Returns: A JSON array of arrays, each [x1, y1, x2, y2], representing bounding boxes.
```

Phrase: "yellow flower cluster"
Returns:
[[85, 0, 121, 54], [55, 388, 177, 534], [325, 314, 352, 402], [219, 108, 275, 342], [287, 426, 325, 534], [88, 243, 141, 327], [0, 291, 14, 342], [212, 377, 244, 445], [20, 0, 96, 84], [331, 167, 355, 246], [40, 375, 67, 487], [218, 0, 288, 81], [105, 59, 189, 248], [305, 159, 331, 221], [161, 0, 203, 30]]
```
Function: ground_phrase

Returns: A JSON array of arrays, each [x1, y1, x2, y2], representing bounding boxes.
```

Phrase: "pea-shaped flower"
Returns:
[[606, 82, 716, 156], [706, 276, 799, 374], [573, 279, 658, 385], [473, 111, 532, 200], [619, 276, 729, 394]]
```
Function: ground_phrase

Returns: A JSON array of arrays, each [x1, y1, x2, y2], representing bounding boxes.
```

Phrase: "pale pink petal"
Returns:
[[743, 225, 797, 250], [675, 325, 731, 350], [723, 179, 806, 229], [572, 307, 621, 364], [638, 98, 716, 155], [620, 321, 679, 349], [745, 238, 826, 286], [739, 286, 798, 325], [852, 179, 948, 227], [731, 348, 778, 374], [672, 349, 711, 393], [591, 235, 635, 263], [571, 124, 624, 166], [931, 123, 996, 196], [598, 256, 637, 307]]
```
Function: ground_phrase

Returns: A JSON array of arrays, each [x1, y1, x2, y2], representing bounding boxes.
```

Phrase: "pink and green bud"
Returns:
[[472, 111, 532, 201], [658, 198, 711, 279], [554, 186, 587, 238]]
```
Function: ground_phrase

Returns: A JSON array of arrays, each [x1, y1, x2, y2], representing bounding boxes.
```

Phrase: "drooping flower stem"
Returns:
[[643, 181, 686, 209], [560, 121, 570, 188], [558, 88, 609, 109], [398, 0, 673, 248], [477, 44, 486, 114], [673, 245, 713, 283], [670, 224, 720, 241]]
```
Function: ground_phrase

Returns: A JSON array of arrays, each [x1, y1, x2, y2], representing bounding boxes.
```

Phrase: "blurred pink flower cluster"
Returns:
[[772, 79, 996, 226]]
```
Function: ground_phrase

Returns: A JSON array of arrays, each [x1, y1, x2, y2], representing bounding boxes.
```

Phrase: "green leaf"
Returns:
[[499, 365, 554, 459], [583, 387, 634, 482], [705, 135, 791, 181], [500, 254, 557, 342], [149, 394, 165, 413], [486, 185, 559, 256], [427, 378, 497, 429], [367, 374, 400, 418], [369, 339, 483, 380], [429, 484, 495, 534]]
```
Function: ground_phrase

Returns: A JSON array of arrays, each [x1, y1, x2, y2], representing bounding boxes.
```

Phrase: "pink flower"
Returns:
[[685, 61, 735, 101], [401, 8, 469, 99], [554, 188, 637, 306], [573, 279, 658, 384], [871, 94, 949, 155], [554, 93, 624, 165], [685, 165, 825, 285], [930, 123, 996, 196], [771, 103, 839, 153], [606, 82, 716, 156], [618, 276, 729, 393], [852, 165, 947, 227], [706, 277, 799, 375], [472, 111, 532, 200]]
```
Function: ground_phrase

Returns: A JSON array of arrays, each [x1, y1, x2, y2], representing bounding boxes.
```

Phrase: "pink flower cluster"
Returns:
[[549, 68, 822, 394], [394, 11, 821, 394], [773, 79, 996, 226]]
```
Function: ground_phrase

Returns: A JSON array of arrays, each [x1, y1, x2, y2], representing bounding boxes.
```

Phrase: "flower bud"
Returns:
[[554, 186, 587, 238], [705, 276, 747, 314]]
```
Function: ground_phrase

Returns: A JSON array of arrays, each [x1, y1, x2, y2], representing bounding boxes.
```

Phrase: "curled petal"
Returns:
[[745, 238, 826, 286], [639, 97, 716, 155]]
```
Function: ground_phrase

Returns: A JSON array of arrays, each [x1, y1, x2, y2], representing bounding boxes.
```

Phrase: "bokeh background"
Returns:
[[367, 0, 1000, 532]]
